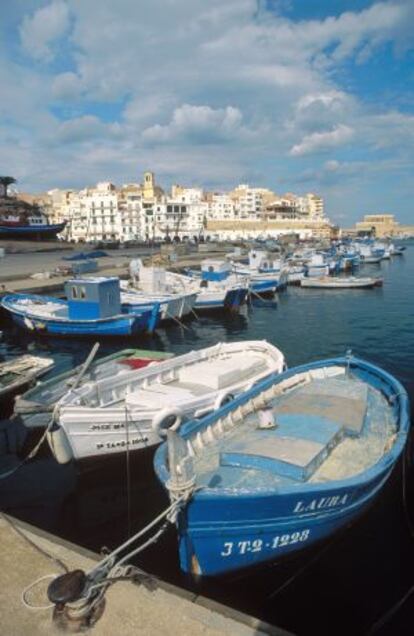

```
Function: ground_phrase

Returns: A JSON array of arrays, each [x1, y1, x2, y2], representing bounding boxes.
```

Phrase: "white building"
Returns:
[[206, 193, 236, 220], [296, 193, 325, 218], [230, 184, 275, 219], [44, 174, 327, 243]]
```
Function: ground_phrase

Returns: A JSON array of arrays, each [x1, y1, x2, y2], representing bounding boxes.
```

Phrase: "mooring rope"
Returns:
[[1, 512, 69, 574], [0, 342, 100, 480], [364, 442, 414, 635], [16, 493, 190, 617]]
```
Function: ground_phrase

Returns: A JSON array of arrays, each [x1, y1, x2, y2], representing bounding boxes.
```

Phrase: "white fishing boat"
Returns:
[[130, 260, 249, 312], [165, 263, 249, 311], [13, 347, 173, 429], [389, 243, 404, 256], [120, 285, 197, 322], [232, 250, 289, 293], [48, 341, 286, 463], [0, 355, 54, 401], [305, 253, 330, 277], [284, 262, 306, 284], [357, 244, 383, 264], [301, 276, 383, 289]]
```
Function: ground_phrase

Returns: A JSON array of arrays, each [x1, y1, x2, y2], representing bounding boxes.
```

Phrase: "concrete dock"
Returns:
[[0, 515, 290, 635], [0, 243, 234, 295]]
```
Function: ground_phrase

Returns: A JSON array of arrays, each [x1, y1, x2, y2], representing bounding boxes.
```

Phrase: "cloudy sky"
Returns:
[[2, 0, 414, 224]]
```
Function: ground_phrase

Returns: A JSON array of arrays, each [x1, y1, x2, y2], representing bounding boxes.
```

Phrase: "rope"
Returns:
[[264, 524, 349, 601], [21, 575, 57, 610], [164, 310, 191, 331], [124, 407, 132, 539], [364, 584, 414, 635], [363, 445, 414, 635], [91, 495, 186, 572], [1, 512, 69, 573], [401, 431, 414, 539], [0, 342, 100, 480], [0, 411, 56, 480], [58, 500, 186, 619], [16, 494, 188, 617]]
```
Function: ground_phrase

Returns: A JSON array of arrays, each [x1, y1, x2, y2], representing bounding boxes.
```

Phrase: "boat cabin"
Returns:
[[201, 260, 231, 282], [138, 266, 166, 293], [65, 277, 121, 320], [248, 250, 281, 272]]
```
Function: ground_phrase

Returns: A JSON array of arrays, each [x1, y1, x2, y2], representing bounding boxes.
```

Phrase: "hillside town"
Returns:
[[13, 172, 331, 243], [2, 171, 413, 244]]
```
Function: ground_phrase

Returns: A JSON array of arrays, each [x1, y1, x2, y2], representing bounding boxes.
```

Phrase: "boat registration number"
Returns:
[[96, 437, 148, 451], [221, 529, 310, 557]]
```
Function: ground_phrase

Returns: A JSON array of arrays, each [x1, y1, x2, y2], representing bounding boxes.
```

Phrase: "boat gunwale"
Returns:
[[0, 356, 54, 397], [1, 293, 156, 324], [14, 348, 145, 404], [154, 356, 409, 500], [57, 340, 285, 409]]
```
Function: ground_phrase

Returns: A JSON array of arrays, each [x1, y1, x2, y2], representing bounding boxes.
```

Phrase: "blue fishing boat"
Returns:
[[164, 261, 249, 312], [154, 354, 409, 577], [0, 219, 66, 239], [233, 250, 288, 294], [1, 277, 160, 337]]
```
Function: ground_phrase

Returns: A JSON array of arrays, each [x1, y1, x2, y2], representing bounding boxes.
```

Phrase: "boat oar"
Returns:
[[249, 288, 277, 307], [72, 342, 100, 390], [0, 344, 101, 480], [164, 311, 191, 331], [190, 308, 200, 321]]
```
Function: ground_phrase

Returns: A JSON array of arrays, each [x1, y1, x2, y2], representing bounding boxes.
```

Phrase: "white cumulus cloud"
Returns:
[[289, 124, 354, 156], [142, 104, 244, 144], [20, 1, 70, 61]]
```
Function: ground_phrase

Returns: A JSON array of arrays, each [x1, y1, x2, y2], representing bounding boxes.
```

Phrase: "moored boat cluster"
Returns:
[[0, 236, 408, 579]]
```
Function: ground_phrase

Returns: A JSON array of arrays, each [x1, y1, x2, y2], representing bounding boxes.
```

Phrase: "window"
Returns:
[[71, 286, 86, 299]]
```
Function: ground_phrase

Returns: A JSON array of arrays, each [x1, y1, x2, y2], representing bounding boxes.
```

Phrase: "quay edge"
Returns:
[[0, 515, 292, 636]]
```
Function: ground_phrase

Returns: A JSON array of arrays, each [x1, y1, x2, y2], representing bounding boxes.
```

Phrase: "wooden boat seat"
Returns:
[[52, 307, 68, 318], [220, 414, 343, 481], [276, 379, 368, 437], [125, 380, 207, 408], [178, 355, 266, 390]]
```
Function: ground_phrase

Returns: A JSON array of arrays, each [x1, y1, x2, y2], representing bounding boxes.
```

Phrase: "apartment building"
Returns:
[[40, 173, 328, 242]]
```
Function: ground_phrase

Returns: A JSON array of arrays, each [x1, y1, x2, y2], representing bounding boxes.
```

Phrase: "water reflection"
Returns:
[[0, 246, 414, 634]]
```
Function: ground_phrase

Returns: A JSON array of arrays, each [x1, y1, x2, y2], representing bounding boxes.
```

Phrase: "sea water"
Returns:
[[1, 244, 414, 635]]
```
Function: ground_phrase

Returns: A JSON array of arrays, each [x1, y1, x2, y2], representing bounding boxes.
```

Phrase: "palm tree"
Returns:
[[0, 176, 16, 198]]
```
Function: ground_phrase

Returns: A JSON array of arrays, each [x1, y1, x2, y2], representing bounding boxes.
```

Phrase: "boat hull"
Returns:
[[0, 221, 66, 239], [10, 311, 151, 336], [52, 340, 285, 461], [14, 349, 173, 429], [154, 356, 409, 577], [194, 287, 247, 311], [5, 304, 156, 336], [301, 278, 381, 289], [175, 466, 392, 576]]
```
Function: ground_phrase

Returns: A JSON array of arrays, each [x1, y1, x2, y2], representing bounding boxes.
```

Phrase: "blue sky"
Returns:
[[1, 0, 414, 225]]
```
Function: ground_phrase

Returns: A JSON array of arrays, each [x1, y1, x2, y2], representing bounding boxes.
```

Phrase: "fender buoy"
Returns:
[[47, 422, 73, 465], [245, 380, 256, 392], [152, 407, 182, 437], [214, 391, 235, 410]]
